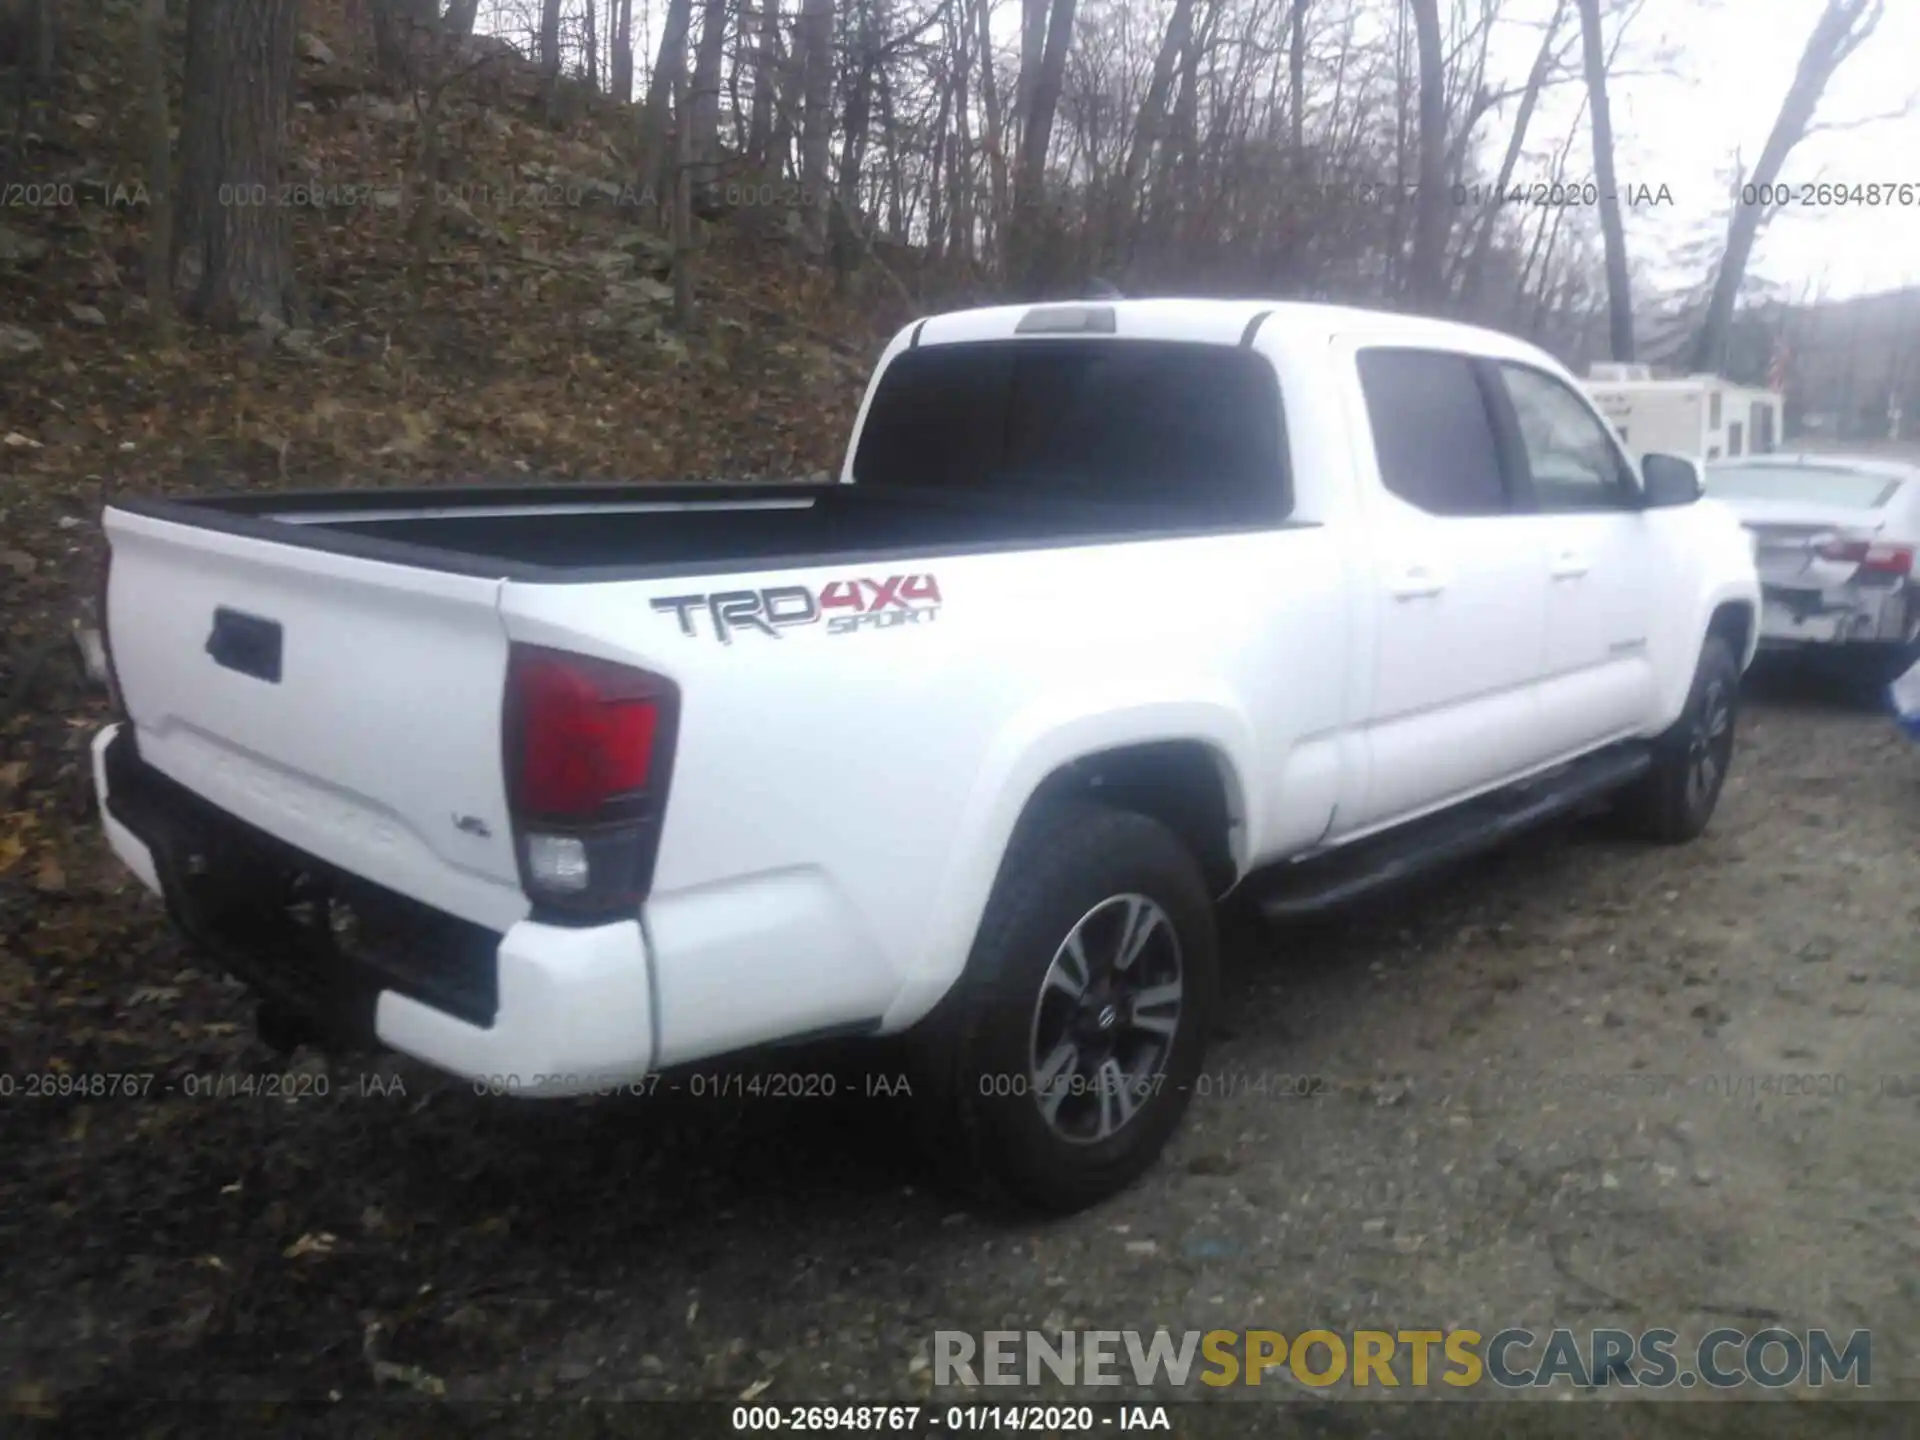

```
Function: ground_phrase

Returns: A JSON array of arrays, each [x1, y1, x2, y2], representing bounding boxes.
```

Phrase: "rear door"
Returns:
[[1489, 360, 1660, 755], [105, 508, 527, 932], [1338, 342, 1550, 833]]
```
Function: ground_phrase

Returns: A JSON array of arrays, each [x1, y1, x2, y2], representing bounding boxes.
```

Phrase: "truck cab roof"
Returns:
[[909, 297, 1560, 363]]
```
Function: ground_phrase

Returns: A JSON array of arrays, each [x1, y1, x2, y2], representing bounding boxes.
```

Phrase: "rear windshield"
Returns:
[[851, 339, 1289, 521], [1704, 464, 1903, 509]]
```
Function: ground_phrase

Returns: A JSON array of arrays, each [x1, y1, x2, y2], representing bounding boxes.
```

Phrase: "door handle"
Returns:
[[1549, 549, 1591, 580], [1388, 565, 1448, 600]]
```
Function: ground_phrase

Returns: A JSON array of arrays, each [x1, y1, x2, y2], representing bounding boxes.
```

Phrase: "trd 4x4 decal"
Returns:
[[651, 574, 942, 644]]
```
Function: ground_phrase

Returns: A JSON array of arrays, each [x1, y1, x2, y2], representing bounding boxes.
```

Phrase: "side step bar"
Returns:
[[1245, 744, 1654, 921]]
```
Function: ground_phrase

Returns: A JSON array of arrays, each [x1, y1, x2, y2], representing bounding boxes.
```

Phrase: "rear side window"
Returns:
[[851, 339, 1289, 520], [1356, 349, 1509, 516]]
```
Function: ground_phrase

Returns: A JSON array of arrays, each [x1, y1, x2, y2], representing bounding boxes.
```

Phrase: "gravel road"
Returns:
[[3, 662, 1915, 1435]]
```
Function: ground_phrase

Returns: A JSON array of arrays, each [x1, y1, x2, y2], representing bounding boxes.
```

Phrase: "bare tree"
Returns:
[[139, 0, 172, 338], [673, 66, 697, 325], [1575, 0, 1633, 361], [747, 0, 779, 161], [540, 0, 563, 76], [1288, 0, 1310, 157], [1405, 0, 1449, 308], [175, 0, 301, 328], [691, 0, 730, 174], [1, 0, 57, 164], [373, 0, 442, 76], [1692, 0, 1886, 373], [795, 0, 834, 245], [1116, 0, 1196, 253], [641, 0, 695, 190], [612, 0, 634, 101], [975, 0, 1008, 258], [583, 0, 600, 91], [1008, 0, 1076, 293], [1457, 0, 1570, 310]]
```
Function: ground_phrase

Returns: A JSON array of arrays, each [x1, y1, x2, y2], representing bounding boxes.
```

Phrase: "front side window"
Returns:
[[1355, 348, 1509, 517], [1498, 363, 1638, 512]]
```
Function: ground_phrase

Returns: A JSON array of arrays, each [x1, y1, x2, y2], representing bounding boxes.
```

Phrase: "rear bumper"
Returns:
[[1758, 580, 1913, 649], [93, 724, 655, 1094]]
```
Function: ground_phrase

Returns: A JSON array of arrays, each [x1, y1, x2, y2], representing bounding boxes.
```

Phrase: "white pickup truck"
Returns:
[[94, 299, 1760, 1212]]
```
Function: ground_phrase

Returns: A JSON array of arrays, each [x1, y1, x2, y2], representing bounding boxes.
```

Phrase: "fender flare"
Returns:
[[881, 696, 1256, 1029]]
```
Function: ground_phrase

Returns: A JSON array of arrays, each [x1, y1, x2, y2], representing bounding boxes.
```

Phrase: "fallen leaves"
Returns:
[[0, 812, 36, 874], [370, 1360, 447, 1396], [282, 1231, 338, 1260]]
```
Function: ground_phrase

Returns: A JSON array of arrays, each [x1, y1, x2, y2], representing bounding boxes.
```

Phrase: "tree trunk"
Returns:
[[1008, 0, 1075, 292], [947, 9, 972, 262], [612, 0, 634, 101], [836, 2, 874, 217], [368, 0, 407, 79], [691, 0, 728, 173], [748, 0, 778, 162], [539, 0, 563, 76], [180, 0, 300, 329], [1118, 0, 1194, 231], [1575, 0, 1634, 362], [173, 0, 221, 286], [1405, 0, 1449, 309], [584, 0, 600, 91], [1149, 1, 1200, 228], [795, 0, 834, 247], [975, 0, 1007, 261], [1015, 0, 1045, 146], [31, 0, 54, 90], [673, 67, 696, 326], [1691, 0, 1882, 374], [446, 0, 481, 39], [641, 0, 695, 189], [926, 61, 950, 260], [140, 0, 173, 339], [1288, 0, 1309, 156]]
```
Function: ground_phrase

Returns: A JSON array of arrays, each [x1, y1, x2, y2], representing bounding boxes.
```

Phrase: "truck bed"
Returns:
[[116, 480, 1280, 582]]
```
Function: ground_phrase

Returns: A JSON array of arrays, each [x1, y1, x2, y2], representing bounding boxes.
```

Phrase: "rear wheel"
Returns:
[[1613, 635, 1740, 843], [910, 801, 1217, 1214]]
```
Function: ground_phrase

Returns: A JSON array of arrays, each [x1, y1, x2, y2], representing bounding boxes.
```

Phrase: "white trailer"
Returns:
[[1583, 366, 1783, 466]]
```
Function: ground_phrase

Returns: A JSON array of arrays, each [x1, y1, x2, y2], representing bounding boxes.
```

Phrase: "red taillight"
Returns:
[[513, 651, 661, 816], [1815, 536, 1913, 575], [505, 645, 678, 921], [1862, 542, 1913, 576]]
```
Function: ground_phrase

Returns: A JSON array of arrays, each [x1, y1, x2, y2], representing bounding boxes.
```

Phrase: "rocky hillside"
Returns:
[[0, 0, 949, 928]]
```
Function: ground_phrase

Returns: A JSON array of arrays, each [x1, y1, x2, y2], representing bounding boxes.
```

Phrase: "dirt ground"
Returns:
[[2, 659, 1916, 1436]]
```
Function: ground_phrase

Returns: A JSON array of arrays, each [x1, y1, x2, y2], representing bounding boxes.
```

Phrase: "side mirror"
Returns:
[[1641, 453, 1702, 508]]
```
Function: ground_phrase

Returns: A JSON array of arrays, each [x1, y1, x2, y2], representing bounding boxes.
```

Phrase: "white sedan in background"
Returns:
[[1704, 454, 1920, 684]]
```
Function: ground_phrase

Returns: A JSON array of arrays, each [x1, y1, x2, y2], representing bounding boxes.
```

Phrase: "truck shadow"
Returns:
[[1741, 652, 1897, 714]]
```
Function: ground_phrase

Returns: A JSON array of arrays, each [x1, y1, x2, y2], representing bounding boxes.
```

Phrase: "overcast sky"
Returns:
[[1491, 0, 1920, 302]]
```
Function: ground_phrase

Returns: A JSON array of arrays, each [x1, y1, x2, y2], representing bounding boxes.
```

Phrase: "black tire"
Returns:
[[1613, 634, 1740, 844], [908, 801, 1217, 1215]]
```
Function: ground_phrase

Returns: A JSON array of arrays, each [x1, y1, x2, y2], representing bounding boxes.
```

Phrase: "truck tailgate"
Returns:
[[104, 507, 528, 933]]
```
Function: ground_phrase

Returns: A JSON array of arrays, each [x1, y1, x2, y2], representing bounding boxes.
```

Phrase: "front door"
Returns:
[[1337, 342, 1551, 834], [1490, 361, 1660, 757]]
